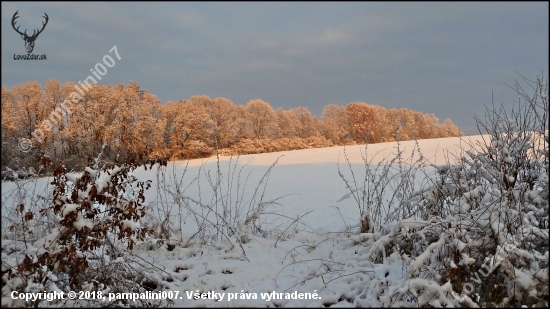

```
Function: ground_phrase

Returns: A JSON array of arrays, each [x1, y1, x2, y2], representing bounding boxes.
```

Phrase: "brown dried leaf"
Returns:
[[24, 211, 34, 221]]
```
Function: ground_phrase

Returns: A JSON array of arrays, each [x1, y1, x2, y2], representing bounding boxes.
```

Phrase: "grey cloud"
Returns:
[[2, 2, 547, 131]]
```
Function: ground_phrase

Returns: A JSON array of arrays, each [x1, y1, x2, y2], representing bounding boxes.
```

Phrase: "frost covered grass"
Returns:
[[1, 76, 548, 307]]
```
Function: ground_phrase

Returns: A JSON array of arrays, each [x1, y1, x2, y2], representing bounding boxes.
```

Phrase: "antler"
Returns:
[[29, 13, 49, 39], [11, 11, 49, 39], [11, 10, 26, 37]]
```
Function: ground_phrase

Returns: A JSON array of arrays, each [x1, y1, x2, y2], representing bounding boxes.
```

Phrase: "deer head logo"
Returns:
[[11, 10, 49, 54]]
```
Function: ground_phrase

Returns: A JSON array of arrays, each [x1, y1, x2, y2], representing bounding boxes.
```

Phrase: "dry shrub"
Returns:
[[2, 152, 168, 307], [305, 135, 333, 148], [170, 140, 214, 160], [221, 137, 334, 156]]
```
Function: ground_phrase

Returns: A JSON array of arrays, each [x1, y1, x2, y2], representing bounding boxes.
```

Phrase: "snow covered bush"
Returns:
[[360, 75, 548, 307], [2, 152, 169, 307], [331, 75, 548, 307]]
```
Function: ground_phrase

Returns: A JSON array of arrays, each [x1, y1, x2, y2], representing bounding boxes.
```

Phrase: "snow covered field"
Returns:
[[2, 136, 480, 238], [2, 134, 547, 307]]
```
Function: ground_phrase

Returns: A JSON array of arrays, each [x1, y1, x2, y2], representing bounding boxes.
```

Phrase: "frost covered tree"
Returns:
[[1, 80, 464, 173], [275, 108, 299, 138], [321, 103, 352, 144], [160, 98, 214, 159], [245, 99, 277, 139], [202, 97, 241, 148], [346, 102, 380, 143], [290, 106, 320, 139]]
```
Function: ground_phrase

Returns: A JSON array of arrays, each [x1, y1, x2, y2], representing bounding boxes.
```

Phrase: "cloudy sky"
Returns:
[[2, 2, 548, 132]]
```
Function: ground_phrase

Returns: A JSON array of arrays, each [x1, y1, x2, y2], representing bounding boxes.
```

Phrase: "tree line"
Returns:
[[1, 80, 462, 173]]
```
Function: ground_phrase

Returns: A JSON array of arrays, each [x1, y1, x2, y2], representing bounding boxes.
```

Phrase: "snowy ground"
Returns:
[[2, 136, 487, 307]]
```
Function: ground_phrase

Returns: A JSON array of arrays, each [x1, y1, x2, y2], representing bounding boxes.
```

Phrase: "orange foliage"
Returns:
[[1, 80, 463, 170]]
